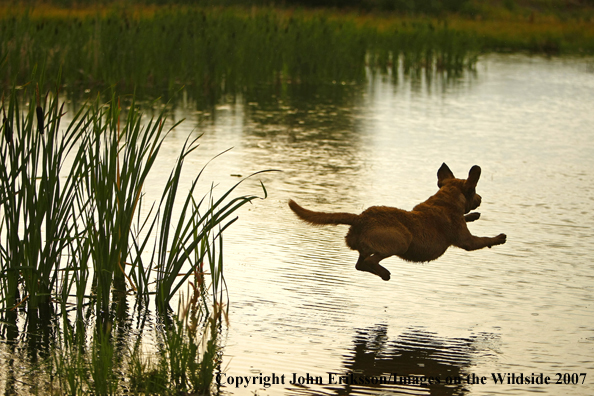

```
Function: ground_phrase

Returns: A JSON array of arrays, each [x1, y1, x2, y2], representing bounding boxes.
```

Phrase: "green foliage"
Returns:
[[361, 0, 471, 14], [0, 81, 270, 393], [0, 81, 268, 310], [0, 78, 89, 312], [75, 94, 170, 312], [0, 7, 480, 102]]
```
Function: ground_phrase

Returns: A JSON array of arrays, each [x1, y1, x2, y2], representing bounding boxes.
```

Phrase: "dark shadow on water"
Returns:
[[287, 324, 499, 396]]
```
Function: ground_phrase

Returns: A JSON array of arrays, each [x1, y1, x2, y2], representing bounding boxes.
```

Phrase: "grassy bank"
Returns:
[[1, 2, 592, 103], [0, 5, 478, 90], [4, 2, 591, 101], [1, 3, 592, 103]]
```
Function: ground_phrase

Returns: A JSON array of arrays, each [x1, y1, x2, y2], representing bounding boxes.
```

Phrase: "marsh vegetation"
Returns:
[[0, 78, 271, 393], [0, 5, 505, 105], [2, 2, 592, 105]]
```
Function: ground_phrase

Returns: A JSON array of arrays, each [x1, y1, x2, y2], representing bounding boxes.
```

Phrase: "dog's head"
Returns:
[[437, 163, 482, 213]]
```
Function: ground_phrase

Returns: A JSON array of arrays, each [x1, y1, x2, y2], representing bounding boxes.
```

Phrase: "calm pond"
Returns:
[[4, 53, 593, 395], [149, 54, 593, 395]]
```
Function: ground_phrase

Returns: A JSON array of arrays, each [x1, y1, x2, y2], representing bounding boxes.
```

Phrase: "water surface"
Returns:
[[158, 54, 594, 396], [4, 54, 589, 395]]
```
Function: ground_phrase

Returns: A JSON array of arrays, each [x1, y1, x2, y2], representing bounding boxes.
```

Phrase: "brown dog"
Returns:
[[288, 163, 506, 281]]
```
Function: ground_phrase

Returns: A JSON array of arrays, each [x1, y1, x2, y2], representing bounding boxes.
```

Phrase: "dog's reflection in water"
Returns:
[[286, 324, 500, 396]]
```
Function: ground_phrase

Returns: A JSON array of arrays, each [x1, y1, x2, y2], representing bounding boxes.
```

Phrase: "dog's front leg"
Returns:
[[464, 212, 481, 222], [456, 232, 507, 251]]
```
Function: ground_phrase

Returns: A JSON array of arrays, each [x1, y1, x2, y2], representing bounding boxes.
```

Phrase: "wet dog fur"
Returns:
[[288, 163, 506, 281]]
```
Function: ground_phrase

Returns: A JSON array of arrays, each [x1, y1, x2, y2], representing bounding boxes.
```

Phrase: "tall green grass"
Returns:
[[1, 82, 267, 311], [3, 3, 593, 105], [0, 78, 85, 314], [0, 6, 482, 103], [0, 81, 270, 393]]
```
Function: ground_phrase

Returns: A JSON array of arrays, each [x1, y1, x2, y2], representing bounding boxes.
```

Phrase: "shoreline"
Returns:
[[1, 2, 593, 55]]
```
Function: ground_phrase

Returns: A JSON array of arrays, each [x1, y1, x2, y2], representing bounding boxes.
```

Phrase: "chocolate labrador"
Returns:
[[289, 163, 506, 280]]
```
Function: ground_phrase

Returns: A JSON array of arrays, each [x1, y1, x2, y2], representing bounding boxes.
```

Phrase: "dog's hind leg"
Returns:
[[352, 226, 411, 281], [355, 252, 391, 281]]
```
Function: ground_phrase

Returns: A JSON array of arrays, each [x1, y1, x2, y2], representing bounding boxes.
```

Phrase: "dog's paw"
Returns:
[[465, 212, 481, 222], [489, 233, 507, 248]]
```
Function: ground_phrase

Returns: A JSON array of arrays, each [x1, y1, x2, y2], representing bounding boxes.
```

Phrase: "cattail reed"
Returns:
[[36, 106, 44, 134], [2, 107, 11, 145], [36, 85, 44, 135]]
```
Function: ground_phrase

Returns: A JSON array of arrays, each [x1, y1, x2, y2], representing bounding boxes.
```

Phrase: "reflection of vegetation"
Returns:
[[288, 324, 500, 396], [3, 287, 223, 394], [44, 294, 221, 395], [0, 80, 269, 393]]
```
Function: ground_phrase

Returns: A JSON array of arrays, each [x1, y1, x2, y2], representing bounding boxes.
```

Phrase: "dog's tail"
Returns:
[[288, 200, 359, 226]]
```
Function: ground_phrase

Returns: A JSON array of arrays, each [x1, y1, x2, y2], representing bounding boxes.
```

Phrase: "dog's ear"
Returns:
[[466, 165, 481, 187], [437, 163, 455, 187]]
